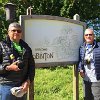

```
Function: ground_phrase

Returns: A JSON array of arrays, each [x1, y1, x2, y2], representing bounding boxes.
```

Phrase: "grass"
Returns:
[[34, 66, 83, 100]]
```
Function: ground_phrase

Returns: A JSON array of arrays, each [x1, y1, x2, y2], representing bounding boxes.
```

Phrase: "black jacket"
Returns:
[[0, 36, 35, 85]]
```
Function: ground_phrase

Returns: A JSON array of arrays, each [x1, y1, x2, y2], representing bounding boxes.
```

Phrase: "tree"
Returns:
[[0, 0, 99, 41], [61, 0, 100, 37]]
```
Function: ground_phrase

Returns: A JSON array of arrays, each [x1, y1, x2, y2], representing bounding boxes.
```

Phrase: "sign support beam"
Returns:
[[27, 81, 34, 100], [73, 64, 79, 100]]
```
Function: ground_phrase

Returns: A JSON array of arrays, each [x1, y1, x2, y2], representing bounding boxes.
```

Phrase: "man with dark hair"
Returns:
[[0, 22, 35, 100]]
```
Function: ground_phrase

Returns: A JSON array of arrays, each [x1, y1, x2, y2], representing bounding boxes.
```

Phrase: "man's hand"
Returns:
[[80, 70, 85, 78], [5, 61, 20, 71], [21, 79, 30, 92]]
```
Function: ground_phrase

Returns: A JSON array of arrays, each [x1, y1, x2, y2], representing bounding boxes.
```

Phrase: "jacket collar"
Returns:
[[5, 35, 23, 48], [82, 40, 98, 48]]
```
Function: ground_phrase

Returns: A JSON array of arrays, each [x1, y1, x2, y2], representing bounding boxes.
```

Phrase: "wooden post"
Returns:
[[27, 81, 34, 100], [73, 64, 79, 100]]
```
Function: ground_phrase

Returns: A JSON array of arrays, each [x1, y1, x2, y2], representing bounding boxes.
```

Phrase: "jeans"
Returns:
[[83, 80, 100, 100], [0, 84, 27, 100]]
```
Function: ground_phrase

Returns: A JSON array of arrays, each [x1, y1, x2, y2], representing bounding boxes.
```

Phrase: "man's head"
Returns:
[[84, 28, 95, 44], [8, 22, 22, 42]]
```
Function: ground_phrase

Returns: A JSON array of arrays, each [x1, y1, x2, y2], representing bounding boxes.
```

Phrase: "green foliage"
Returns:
[[61, 0, 100, 20], [0, 2, 7, 41], [0, 0, 99, 41], [87, 18, 100, 37], [60, 0, 74, 18], [34, 66, 83, 100]]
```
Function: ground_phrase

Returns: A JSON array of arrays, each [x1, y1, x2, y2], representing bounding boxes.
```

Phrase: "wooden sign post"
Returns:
[[27, 81, 34, 100], [73, 65, 79, 100], [73, 14, 80, 100]]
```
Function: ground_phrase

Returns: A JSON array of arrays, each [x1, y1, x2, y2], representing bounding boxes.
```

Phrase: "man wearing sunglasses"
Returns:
[[78, 28, 100, 100], [0, 22, 35, 100]]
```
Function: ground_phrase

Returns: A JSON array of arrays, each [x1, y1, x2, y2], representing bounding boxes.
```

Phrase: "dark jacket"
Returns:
[[78, 40, 100, 80], [0, 36, 35, 85]]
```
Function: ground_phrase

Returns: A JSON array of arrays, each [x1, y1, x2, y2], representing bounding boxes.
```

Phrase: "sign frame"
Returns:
[[19, 15, 86, 67]]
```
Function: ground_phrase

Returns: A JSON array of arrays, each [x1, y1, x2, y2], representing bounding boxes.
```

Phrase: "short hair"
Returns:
[[8, 22, 22, 30], [84, 28, 94, 35]]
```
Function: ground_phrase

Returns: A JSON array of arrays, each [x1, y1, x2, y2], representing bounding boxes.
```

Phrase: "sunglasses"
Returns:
[[10, 30, 22, 33], [85, 34, 93, 36]]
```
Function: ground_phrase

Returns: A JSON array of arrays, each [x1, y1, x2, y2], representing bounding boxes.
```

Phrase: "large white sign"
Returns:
[[20, 15, 86, 67]]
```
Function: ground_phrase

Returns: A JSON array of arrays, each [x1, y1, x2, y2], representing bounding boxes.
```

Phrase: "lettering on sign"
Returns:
[[33, 52, 54, 61]]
